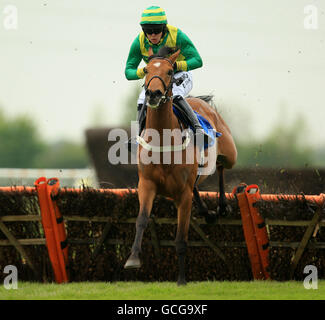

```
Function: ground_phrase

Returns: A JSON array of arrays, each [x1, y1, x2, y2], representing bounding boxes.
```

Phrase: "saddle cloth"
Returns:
[[172, 105, 222, 149]]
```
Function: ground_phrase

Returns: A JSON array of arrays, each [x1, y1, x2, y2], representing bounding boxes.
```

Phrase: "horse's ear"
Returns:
[[148, 46, 154, 58], [169, 49, 181, 64]]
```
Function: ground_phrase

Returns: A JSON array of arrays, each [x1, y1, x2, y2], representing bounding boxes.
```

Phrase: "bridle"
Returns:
[[144, 57, 175, 105], [137, 56, 194, 152]]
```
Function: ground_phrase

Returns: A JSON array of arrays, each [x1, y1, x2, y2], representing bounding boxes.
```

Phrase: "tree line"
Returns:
[[0, 109, 89, 168], [0, 93, 323, 169]]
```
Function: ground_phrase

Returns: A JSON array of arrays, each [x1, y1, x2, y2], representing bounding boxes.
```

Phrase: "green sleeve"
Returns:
[[176, 30, 203, 71], [125, 35, 143, 80]]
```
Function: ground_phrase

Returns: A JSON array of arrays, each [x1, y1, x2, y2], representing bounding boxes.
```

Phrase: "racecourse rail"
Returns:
[[0, 180, 324, 283], [0, 186, 324, 205]]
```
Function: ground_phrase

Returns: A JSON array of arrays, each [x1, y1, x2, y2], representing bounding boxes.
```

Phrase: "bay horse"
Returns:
[[124, 46, 237, 285]]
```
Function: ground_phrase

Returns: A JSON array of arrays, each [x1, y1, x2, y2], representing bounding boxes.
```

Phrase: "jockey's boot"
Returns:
[[173, 95, 213, 148], [126, 103, 147, 153]]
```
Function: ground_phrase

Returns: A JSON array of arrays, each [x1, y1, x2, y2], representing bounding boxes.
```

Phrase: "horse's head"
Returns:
[[144, 46, 180, 109]]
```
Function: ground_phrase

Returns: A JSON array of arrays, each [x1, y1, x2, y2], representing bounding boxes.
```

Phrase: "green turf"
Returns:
[[0, 281, 324, 300]]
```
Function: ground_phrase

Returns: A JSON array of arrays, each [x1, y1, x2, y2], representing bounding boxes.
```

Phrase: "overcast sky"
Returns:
[[0, 0, 324, 148]]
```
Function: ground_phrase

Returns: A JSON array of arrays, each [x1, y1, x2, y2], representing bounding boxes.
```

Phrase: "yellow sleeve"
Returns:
[[136, 68, 146, 79], [175, 61, 188, 72]]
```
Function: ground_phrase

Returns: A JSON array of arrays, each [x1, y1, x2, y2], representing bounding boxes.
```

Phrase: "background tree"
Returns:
[[0, 110, 45, 168], [0, 108, 89, 168], [233, 113, 314, 168], [33, 140, 89, 169]]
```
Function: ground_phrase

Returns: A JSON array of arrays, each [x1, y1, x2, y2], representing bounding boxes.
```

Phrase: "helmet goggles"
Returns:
[[142, 24, 164, 35]]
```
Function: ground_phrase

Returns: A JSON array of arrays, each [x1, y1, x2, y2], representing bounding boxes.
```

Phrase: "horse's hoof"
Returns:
[[177, 279, 187, 286], [204, 210, 217, 224], [124, 257, 141, 269], [217, 204, 232, 217]]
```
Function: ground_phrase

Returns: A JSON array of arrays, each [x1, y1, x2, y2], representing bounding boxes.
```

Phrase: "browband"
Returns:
[[148, 56, 173, 67]]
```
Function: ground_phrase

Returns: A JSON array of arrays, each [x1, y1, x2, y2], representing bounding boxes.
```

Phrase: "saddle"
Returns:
[[172, 105, 222, 149], [136, 96, 222, 151]]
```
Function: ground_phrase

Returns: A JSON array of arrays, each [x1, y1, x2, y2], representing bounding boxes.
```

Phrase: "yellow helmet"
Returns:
[[140, 6, 167, 25]]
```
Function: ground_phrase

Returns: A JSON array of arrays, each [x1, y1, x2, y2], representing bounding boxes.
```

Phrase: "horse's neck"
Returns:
[[146, 100, 178, 133]]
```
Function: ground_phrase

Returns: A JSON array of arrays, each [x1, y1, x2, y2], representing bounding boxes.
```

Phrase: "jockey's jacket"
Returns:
[[125, 24, 203, 80]]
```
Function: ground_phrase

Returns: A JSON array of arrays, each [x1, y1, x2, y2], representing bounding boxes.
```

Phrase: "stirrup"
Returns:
[[194, 128, 213, 147]]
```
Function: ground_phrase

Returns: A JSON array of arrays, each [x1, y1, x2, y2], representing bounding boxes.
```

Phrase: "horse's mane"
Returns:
[[148, 46, 179, 61]]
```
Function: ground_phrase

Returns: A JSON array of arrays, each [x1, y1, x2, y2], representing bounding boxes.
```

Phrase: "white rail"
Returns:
[[0, 168, 98, 187]]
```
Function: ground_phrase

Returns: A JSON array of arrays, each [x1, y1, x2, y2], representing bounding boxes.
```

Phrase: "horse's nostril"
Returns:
[[145, 90, 154, 98], [154, 90, 162, 97], [146, 89, 162, 99]]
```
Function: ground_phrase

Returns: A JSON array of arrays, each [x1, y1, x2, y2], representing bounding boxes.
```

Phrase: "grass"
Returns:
[[0, 281, 324, 300]]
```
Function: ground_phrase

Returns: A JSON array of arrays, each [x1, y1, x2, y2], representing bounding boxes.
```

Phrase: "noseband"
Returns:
[[144, 57, 174, 105]]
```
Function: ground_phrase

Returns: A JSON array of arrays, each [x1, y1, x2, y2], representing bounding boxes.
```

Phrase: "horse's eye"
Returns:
[[167, 69, 173, 76], [143, 67, 148, 74]]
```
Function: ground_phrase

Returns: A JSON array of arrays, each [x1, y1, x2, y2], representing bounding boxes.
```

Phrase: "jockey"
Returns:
[[125, 5, 211, 150]]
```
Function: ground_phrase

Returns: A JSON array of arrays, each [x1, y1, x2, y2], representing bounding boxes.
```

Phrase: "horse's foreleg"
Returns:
[[216, 164, 230, 216], [193, 187, 217, 224], [175, 189, 193, 286], [124, 180, 156, 269]]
